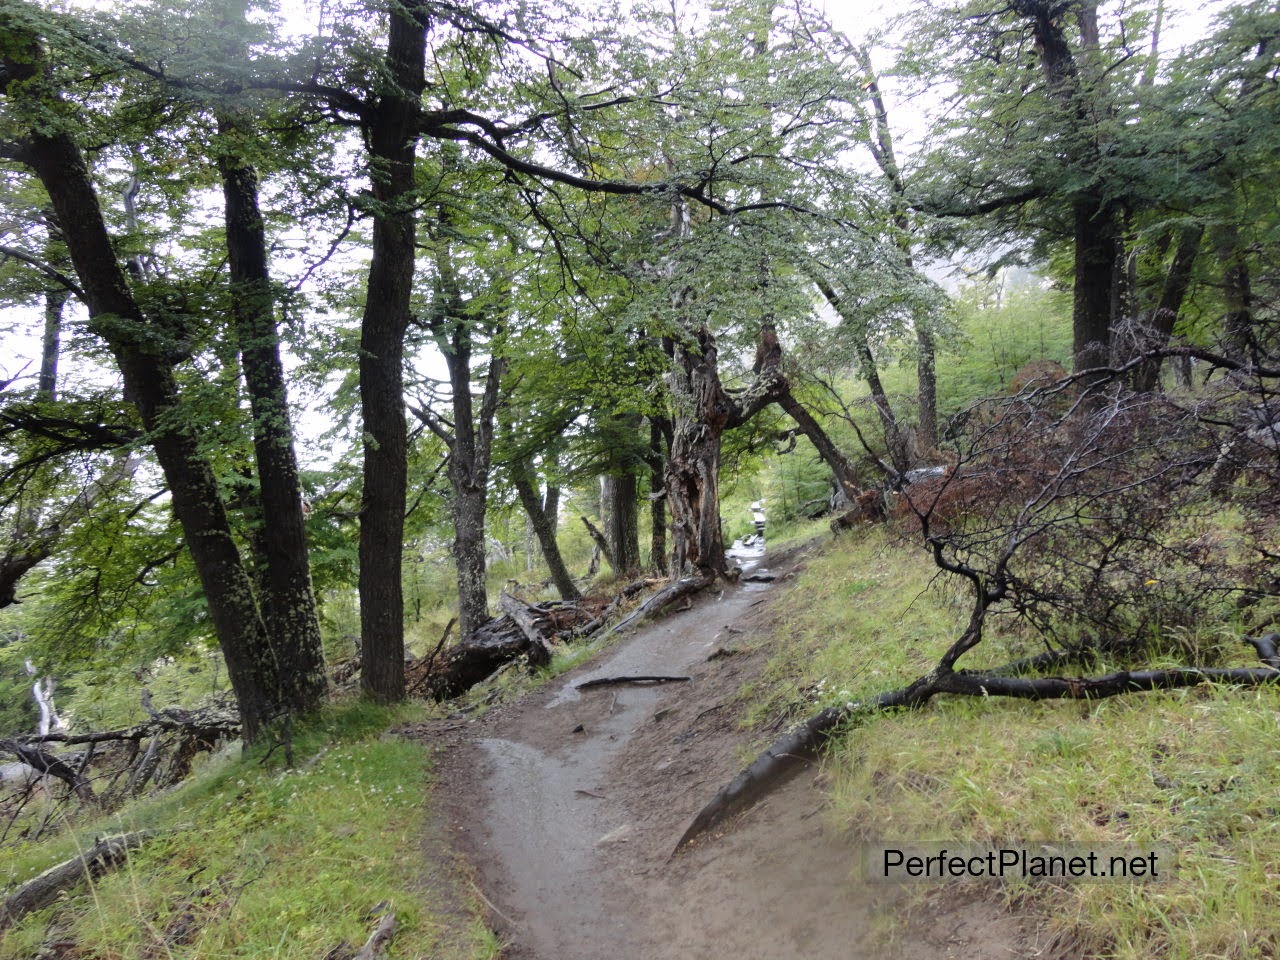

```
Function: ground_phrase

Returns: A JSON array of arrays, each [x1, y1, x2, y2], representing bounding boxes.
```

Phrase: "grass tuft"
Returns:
[[750, 525, 1280, 959], [0, 698, 497, 960]]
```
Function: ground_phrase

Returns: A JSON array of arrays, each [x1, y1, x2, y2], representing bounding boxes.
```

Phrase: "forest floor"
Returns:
[[407, 542, 1046, 960]]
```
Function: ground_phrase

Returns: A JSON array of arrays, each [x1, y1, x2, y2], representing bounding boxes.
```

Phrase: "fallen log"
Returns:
[[415, 614, 551, 702], [577, 675, 690, 690], [599, 576, 713, 640], [354, 910, 396, 960], [674, 635, 1280, 853], [570, 577, 658, 638], [0, 832, 150, 929], [408, 579, 712, 702], [498, 592, 555, 663], [0, 739, 95, 804]]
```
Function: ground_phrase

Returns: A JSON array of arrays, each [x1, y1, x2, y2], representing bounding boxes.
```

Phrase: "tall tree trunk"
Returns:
[[647, 418, 668, 573], [428, 240, 508, 641], [1131, 223, 1203, 392], [218, 112, 328, 715], [357, 0, 428, 702], [1072, 194, 1119, 373], [1018, 0, 1121, 375], [854, 45, 937, 452], [511, 460, 580, 601], [8, 76, 280, 740], [602, 472, 641, 574], [1217, 222, 1254, 360]]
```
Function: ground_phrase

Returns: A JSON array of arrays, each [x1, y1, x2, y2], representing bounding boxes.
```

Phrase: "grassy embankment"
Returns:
[[0, 700, 499, 960], [745, 523, 1280, 960]]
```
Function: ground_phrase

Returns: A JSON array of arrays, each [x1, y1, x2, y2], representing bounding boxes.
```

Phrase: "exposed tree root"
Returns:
[[674, 634, 1280, 853], [577, 675, 691, 690]]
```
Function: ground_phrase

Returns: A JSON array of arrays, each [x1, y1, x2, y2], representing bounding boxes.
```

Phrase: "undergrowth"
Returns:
[[0, 699, 498, 960], [754, 525, 1280, 960]]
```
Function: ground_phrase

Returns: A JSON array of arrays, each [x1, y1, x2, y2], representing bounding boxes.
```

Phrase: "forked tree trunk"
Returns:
[[665, 326, 736, 578], [665, 324, 789, 578], [424, 230, 508, 642]]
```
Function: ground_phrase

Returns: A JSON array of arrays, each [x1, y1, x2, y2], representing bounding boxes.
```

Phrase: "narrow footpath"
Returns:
[[429, 545, 1037, 960]]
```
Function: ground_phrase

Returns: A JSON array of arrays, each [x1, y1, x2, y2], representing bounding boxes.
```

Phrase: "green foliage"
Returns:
[[0, 634, 37, 736], [935, 277, 1073, 418]]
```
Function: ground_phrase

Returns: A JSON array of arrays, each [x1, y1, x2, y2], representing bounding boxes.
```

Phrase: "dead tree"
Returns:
[[678, 351, 1280, 850], [665, 321, 870, 579]]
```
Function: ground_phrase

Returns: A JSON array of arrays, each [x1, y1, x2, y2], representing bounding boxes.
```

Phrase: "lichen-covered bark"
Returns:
[[428, 235, 508, 642], [665, 324, 787, 578]]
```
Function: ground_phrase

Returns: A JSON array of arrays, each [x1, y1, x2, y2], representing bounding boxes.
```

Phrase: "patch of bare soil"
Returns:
[[418, 546, 1047, 960]]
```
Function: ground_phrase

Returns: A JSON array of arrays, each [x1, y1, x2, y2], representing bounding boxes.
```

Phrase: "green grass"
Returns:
[[0, 699, 498, 960], [748, 525, 1280, 959]]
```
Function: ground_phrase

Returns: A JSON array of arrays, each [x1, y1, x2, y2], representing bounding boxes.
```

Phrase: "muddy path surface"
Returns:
[[424, 547, 1041, 960]]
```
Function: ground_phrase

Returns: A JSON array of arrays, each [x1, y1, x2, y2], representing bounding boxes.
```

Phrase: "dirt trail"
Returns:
[[429, 547, 1042, 960]]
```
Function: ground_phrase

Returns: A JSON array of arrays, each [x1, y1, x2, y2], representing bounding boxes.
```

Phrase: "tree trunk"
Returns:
[[356, 0, 428, 702], [218, 111, 328, 716], [665, 326, 734, 579], [1018, 0, 1121, 376], [854, 45, 937, 453], [1072, 194, 1119, 373], [1217, 221, 1254, 359], [7, 57, 281, 740], [452, 485, 490, 639], [511, 461, 580, 601], [916, 329, 938, 452], [1131, 223, 1203, 392], [38, 285, 63, 399], [647, 418, 668, 573], [603, 472, 641, 574], [665, 324, 788, 578], [429, 242, 507, 642]]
